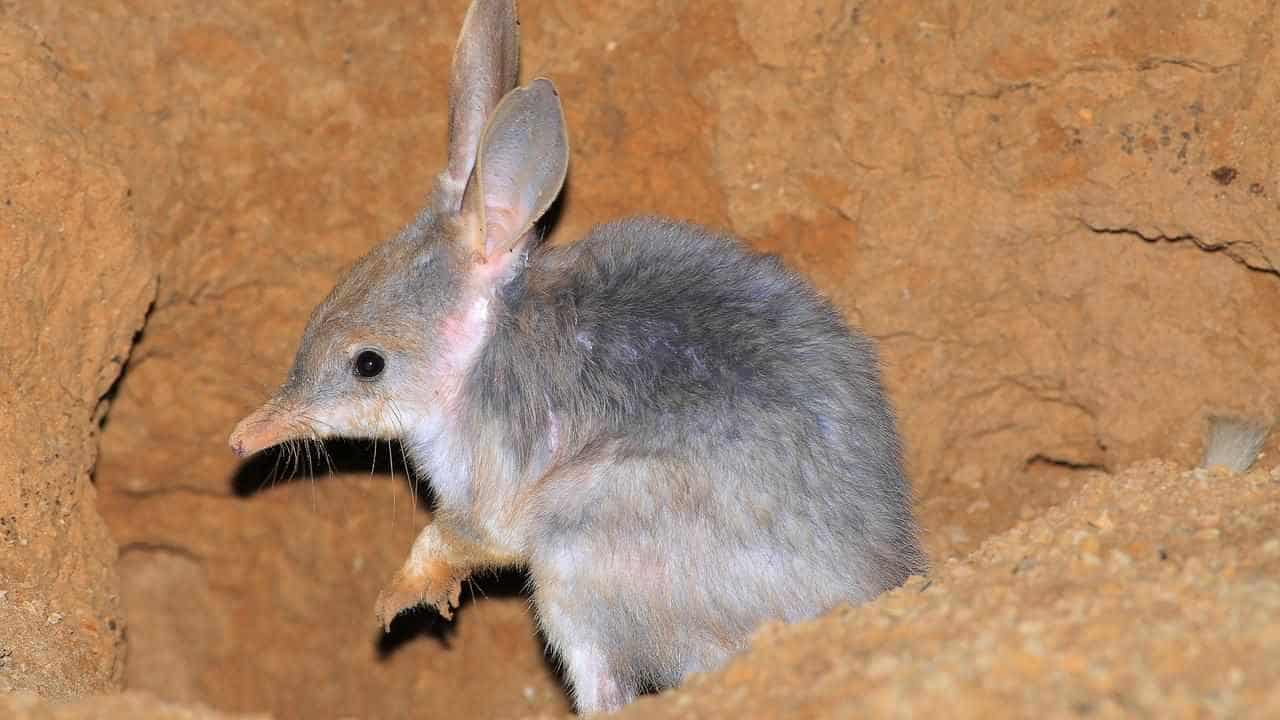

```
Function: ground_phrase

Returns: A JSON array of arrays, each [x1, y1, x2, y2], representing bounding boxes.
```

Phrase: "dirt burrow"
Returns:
[[1, 0, 1278, 718]]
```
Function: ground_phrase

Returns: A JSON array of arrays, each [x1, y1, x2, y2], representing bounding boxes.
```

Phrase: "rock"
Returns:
[[0, 21, 155, 698]]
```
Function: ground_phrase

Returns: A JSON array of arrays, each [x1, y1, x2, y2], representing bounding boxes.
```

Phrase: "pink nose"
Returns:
[[229, 403, 292, 458]]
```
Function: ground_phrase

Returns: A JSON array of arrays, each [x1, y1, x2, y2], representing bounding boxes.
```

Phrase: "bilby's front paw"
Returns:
[[374, 560, 466, 631]]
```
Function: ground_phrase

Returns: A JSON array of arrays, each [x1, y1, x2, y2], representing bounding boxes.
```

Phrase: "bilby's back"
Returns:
[[458, 216, 924, 703]]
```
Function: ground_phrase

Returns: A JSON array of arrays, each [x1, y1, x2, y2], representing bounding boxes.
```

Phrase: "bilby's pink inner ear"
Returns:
[[461, 78, 570, 261], [437, 0, 520, 211]]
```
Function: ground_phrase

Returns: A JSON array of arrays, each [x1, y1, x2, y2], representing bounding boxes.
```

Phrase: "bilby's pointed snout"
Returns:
[[229, 400, 300, 458]]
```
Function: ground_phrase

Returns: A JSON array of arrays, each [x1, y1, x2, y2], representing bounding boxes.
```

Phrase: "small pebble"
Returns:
[[1197, 512, 1221, 528], [1094, 510, 1115, 532], [953, 464, 984, 489], [1076, 534, 1101, 556]]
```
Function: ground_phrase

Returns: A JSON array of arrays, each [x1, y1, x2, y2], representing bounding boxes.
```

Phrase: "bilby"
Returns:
[[229, 0, 925, 712]]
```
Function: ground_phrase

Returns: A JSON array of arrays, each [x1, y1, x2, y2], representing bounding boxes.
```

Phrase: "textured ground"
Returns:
[[1, 0, 1278, 717]]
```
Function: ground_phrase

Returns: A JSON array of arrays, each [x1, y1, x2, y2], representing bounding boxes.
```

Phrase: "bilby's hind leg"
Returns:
[[563, 641, 634, 715], [534, 581, 636, 714]]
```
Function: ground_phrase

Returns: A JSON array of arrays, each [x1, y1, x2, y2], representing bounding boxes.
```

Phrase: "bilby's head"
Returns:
[[229, 0, 567, 458]]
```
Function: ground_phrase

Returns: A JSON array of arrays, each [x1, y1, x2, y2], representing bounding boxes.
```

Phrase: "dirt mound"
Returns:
[[606, 460, 1280, 718], [2, 0, 1278, 717]]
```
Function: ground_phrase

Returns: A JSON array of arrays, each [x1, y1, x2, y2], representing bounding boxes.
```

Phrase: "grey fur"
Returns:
[[1201, 415, 1270, 473], [230, 0, 925, 712], [478, 217, 926, 691]]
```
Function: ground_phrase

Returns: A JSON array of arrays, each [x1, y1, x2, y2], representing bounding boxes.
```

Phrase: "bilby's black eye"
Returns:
[[354, 349, 386, 379]]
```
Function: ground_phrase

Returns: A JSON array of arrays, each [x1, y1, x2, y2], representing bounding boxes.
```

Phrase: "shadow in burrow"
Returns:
[[227, 437, 568, 685]]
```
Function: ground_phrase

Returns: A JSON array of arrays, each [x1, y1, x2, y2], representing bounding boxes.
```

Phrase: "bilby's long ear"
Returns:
[[436, 0, 519, 211], [461, 78, 569, 262]]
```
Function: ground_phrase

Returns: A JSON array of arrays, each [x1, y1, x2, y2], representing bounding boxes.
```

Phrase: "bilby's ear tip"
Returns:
[[437, 0, 523, 211], [459, 79, 569, 260], [528, 77, 558, 94]]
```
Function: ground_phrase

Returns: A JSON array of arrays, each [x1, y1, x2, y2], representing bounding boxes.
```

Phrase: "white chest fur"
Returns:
[[400, 289, 533, 554], [405, 421, 473, 514]]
